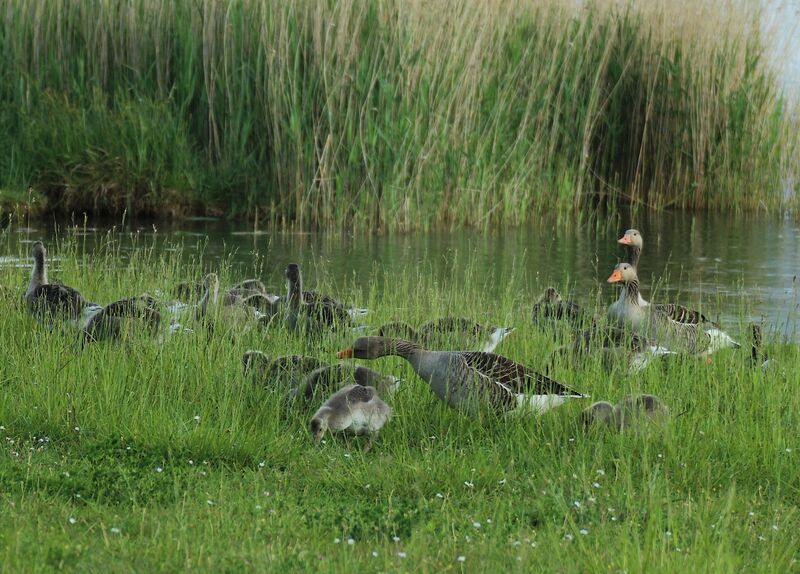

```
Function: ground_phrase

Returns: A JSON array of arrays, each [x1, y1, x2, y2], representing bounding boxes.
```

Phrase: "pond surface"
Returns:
[[2, 211, 799, 340]]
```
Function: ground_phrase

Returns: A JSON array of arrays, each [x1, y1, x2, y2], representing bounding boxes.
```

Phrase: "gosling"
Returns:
[[309, 384, 392, 448], [582, 394, 669, 431]]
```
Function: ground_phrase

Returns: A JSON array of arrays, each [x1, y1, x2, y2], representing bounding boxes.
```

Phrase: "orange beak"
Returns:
[[607, 270, 623, 283], [618, 234, 633, 245], [337, 348, 354, 359]]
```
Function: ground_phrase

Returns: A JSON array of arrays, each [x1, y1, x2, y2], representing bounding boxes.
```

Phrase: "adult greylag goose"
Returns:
[[294, 364, 402, 407], [582, 394, 669, 431], [194, 273, 220, 321], [608, 229, 648, 326], [337, 337, 585, 415], [285, 263, 354, 335], [531, 287, 584, 327], [24, 241, 93, 321], [376, 318, 515, 353], [310, 384, 392, 446], [81, 294, 162, 344], [242, 350, 328, 389], [606, 263, 739, 356]]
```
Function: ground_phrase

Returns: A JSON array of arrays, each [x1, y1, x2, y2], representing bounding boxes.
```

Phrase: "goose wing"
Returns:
[[458, 352, 582, 397], [29, 283, 87, 318], [653, 303, 714, 327]]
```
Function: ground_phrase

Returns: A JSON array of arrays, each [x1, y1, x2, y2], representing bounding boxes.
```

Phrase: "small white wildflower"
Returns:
[[772, 524, 779, 531], [344, 453, 351, 459], [486, 518, 492, 524], [347, 538, 355, 545], [564, 534, 574, 541], [457, 556, 466, 562], [666, 531, 672, 537], [749, 512, 755, 517], [436, 492, 444, 498], [785, 448, 792, 453], [392, 536, 400, 542], [333, 538, 341, 544], [464, 481, 474, 488], [372, 551, 378, 557], [193, 416, 200, 423], [206, 499, 214, 506], [658, 453, 663, 459], [68, 517, 77, 525], [579, 529, 589, 535], [473, 522, 481, 529], [498, 478, 506, 485], [255, 505, 262, 510], [573, 501, 582, 509], [758, 536, 766, 541], [110, 527, 121, 534], [258, 461, 265, 468], [569, 438, 575, 443], [572, 473, 578, 479], [398, 551, 407, 558], [465, 535, 471, 543], [588, 497, 596, 503], [155, 467, 163, 473], [512, 541, 521, 547], [592, 482, 601, 488], [596, 469, 606, 476]]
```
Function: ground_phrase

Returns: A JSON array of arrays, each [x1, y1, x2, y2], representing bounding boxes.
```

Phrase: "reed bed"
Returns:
[[0, 232, 798, 571], [0, 0, 796, 228]]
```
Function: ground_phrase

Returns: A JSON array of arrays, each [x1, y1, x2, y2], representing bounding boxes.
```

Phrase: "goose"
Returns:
[[242, 350, 328, 389], [194, 273, 220, 321], [377, 318, 515, 353], [24, 241, 93, 320], [608, 229, 648, 326], [82, 294, 162, 344], [531, 287, 584, 326], [294, 364, 402, 407], [606, 263, 739, 356], [309, 384, 392, 447], [285, 263, 353, 334], [337, 337, 586, 415], [582, 394, 669, 431], [222, 279, 269, 306]]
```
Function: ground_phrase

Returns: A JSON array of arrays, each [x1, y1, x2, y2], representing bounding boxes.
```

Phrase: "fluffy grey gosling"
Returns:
[[309, 384, 392, 448], [582, 394, 669, 431]]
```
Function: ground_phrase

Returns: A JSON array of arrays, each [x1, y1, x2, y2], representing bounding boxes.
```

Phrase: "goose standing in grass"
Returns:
[[377, 318, 514, 352], [194, 273, 220, 321], [294, 364, 402, 407], [606, 263, 739, 356], [338, 337, 585, 415], [285, 263, 354, 335], [24, 241, 93, 321], [82, 294, 162, 344], [309, 384, 392, 447], [608, 229, 648, 327], [531, 287, 584, 327], [242, 350, 328, 389], [582, 394, 669, 431]]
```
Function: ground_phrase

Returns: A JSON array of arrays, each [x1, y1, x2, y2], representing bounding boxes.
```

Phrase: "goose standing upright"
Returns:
[[608, 229, 648, 327], [285, 263, 352, 335], [338, 337, 586, 415], [24, 241, 92, 320], [606, 263, 738, 356]]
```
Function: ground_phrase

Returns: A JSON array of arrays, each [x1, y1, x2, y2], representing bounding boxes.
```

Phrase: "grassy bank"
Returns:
[[0, 234, 798, 571], [0, 1, 797, 229]]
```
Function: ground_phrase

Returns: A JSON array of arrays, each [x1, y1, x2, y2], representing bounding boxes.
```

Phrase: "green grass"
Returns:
[[0, 1, 797, 229], [0, 233, 798, 571]]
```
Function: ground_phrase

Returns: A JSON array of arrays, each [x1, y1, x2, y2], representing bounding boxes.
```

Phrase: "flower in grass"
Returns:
[[592, 482, 601, 489], [464, 481, 474, 488], [206, 499, 214, 506], [573, 501, 582, 509], [372, 551, 378, 557], [398, 551, 407, 558], [73, 427, 80, 432], [258, 461, 265, 468], [473, 522, 481, 529], [68, 517, 77, 525], [579, 529, 589, 536], [457, 556, 466, 563], [110, 527, 121, 534], [347, 538, 355, 545], [333, 538, 341, 544], [155, 467, 163, 473], [498, 478, 507, 485], [193, 416, 200, 423], [392, 536, 400, 542], [436, 493, 444, 499], [596, 469, 606, 476], [564, 534, 574, 541]]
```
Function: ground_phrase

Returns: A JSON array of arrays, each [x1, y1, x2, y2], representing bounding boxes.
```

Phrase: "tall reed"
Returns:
[[0, 0, 795, 228]]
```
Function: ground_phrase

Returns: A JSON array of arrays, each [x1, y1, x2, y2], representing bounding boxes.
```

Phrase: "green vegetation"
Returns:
[[0, 234, 797, 571], [0, 1, 797, 229]]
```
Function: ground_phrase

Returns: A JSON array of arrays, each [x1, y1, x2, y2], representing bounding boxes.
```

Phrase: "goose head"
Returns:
[[285, 263, 303, 299], [581, 401, 615, 429], [617, 229, 643, 250], [606, 262, 638, 285], [309, 414, 328, 443], [203, 273, 220, 301], [31, 241, 46, 260]]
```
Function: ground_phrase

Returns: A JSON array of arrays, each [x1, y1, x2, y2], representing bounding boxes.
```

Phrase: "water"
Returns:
[[2, 212, 798, 340]]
